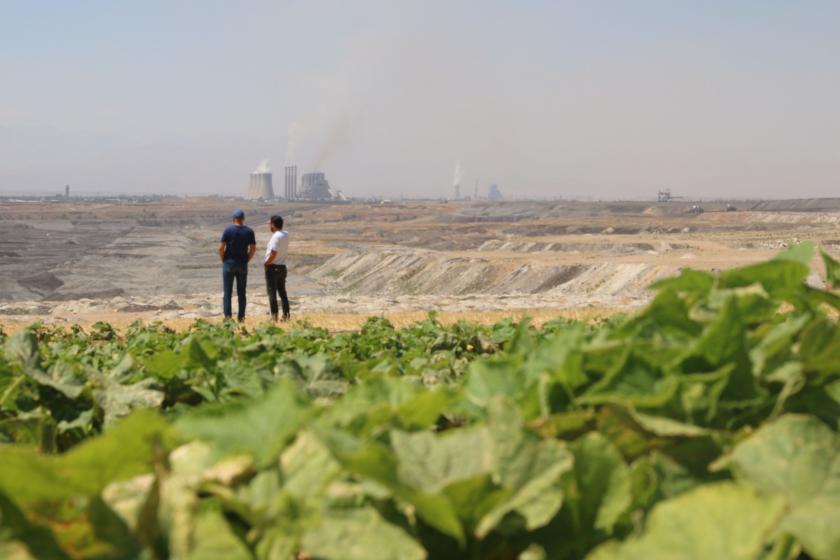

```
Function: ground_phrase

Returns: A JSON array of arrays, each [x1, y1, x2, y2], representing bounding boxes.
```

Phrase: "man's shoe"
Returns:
[[281, 314, 291, 322]]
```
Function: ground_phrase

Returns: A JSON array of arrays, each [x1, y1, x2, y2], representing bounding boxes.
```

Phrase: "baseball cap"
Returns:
[[231, 209, 245, 219]]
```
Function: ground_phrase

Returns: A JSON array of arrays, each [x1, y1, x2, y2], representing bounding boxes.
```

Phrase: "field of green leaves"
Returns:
[[2, 242, 840, 559]]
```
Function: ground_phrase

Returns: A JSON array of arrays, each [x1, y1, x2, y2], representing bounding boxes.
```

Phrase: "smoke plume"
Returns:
[[285, 123, 298, 166], [453, 160, 463, 188], [253, 159, 270, 174]]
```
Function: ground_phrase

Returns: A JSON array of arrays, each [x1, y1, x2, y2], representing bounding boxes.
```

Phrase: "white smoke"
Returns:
[[452, 159, 463, 187], [285, 122, 298, 166], [312, 112, 356, 170], [253, 159, 270, 174]]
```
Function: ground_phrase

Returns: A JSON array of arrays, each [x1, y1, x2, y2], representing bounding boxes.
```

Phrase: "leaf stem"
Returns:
[[0, 376, 25, 408], [767, 534, 796, 560]]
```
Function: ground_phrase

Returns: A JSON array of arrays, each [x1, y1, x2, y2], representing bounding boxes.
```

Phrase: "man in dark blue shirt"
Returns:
[[218, 209, 256, 321]]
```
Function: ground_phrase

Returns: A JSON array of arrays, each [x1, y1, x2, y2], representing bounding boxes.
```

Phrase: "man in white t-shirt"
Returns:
[[263, 214, 290, 321]]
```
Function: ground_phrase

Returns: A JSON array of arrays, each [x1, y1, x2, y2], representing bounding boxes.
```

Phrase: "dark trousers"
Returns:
[[265, 264, 290, 319], [222, 261, 248, 320]]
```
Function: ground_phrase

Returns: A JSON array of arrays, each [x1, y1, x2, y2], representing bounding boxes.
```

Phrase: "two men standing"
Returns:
[[218, 209, 290, 322]]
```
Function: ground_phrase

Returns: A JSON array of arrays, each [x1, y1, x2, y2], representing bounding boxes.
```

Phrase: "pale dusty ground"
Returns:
[[2, 197, 839, 332]]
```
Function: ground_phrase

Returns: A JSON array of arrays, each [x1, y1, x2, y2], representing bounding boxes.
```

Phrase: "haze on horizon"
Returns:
[[1, 1, 838, 200]]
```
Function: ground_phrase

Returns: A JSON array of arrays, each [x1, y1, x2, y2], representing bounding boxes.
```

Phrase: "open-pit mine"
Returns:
[[2, 197, 840, 329]]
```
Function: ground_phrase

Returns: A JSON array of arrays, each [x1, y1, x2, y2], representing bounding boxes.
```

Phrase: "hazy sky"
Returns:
[[1, 1, 838, 199]]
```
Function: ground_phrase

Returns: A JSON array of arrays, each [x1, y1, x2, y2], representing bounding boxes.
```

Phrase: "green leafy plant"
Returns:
[[1, 242, 839, 559]]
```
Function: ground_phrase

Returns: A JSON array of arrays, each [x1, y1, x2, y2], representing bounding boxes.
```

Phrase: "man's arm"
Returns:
[[247, 243, 256, 263], [218, 242, 226, 262], [264, 249, 277, 267]]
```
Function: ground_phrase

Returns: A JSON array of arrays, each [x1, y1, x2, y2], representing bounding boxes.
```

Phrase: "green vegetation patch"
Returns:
[[1, 242, 840, 559]]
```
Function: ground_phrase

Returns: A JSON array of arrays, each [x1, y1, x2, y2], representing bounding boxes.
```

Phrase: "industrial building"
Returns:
[[298, 172, 338, 200], [488, 184, 503, 201]]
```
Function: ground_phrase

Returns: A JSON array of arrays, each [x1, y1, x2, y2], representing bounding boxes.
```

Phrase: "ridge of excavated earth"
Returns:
[[1, 197, 837, 328]]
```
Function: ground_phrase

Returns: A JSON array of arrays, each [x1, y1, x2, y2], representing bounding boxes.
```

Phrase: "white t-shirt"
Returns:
[[264, 230, 289, 265]]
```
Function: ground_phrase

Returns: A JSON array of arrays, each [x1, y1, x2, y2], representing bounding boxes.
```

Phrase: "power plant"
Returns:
[[246, 158, 342, 201], [246, 160, 275, 200]]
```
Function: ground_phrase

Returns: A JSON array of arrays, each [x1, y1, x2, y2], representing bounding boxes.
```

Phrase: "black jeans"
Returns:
[[222, 261, 248, 320], [265, 264, 290, 319]]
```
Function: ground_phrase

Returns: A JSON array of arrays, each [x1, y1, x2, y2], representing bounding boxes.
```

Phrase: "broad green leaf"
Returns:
[[185, 503, 251, 560], [637, 288, 702, 336], [85, 495, 143, 559], [587, 483, 785, 560], [729, 414, 840, 560], [719, 259, 809, 299], [774, 241, 814, 265], [93, 377, 164, 425], [301, 506, 426, 560], [321, 378, 453, 434], [649, 268, 714, 298], [578, 354, 679, 409], [5, 333, 86, 399], [799, 318, 840, 375], [0, 492, 69, 560], [749, 314, 809, 377], [4, 332, 41, 373], [691, 296, 745, 367], [256, 527, 298, 560], [0, 409, 171, 504], [175, 379, 311, 467], [821, 248, 840, 289], [569, 432, 632, 534], [440, 475, 507, 533], [394, 388, 456, 429], [391, 427, 495, 492], [280, 430, 341, 500], [0, 542, 37, 560], [316, 428, 465, 544], [465, 359, 526, 407], [101, 474, 156, 535], [476, 401, 573, 537], [142, 349, 184, 379]]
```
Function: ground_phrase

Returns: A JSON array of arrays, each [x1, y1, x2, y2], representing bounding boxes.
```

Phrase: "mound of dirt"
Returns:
[[310, 248, 678, 299], [18, 271, 63, 292]]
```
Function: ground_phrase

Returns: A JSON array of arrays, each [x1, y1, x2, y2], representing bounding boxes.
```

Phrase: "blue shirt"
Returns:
[[221, 225, 256, 264]]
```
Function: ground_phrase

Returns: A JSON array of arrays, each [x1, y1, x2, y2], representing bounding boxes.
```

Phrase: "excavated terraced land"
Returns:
[[1, 197, 838, 327]]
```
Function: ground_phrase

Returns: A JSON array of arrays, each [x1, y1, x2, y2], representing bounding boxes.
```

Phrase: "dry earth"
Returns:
[[2, 197, 840, 331]]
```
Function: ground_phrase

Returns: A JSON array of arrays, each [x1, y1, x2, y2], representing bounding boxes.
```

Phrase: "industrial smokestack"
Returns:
[[284, 166, 298, 200], [246, 160, 275, 200], [452, 160, 462, 200]]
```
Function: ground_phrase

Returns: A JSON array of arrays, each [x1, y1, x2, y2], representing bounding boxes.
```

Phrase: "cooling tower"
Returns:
[[246, 172, 274, 200]]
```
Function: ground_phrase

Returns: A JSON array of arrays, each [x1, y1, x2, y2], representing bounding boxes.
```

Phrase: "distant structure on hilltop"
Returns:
[[246, 160, 274, 200], [452, 160, 462, 200], [488, 184, 503, 201], [657, 189, 683, 203]]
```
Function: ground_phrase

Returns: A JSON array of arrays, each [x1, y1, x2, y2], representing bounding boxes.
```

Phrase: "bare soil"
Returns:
[[1, 197, 837, 330]]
